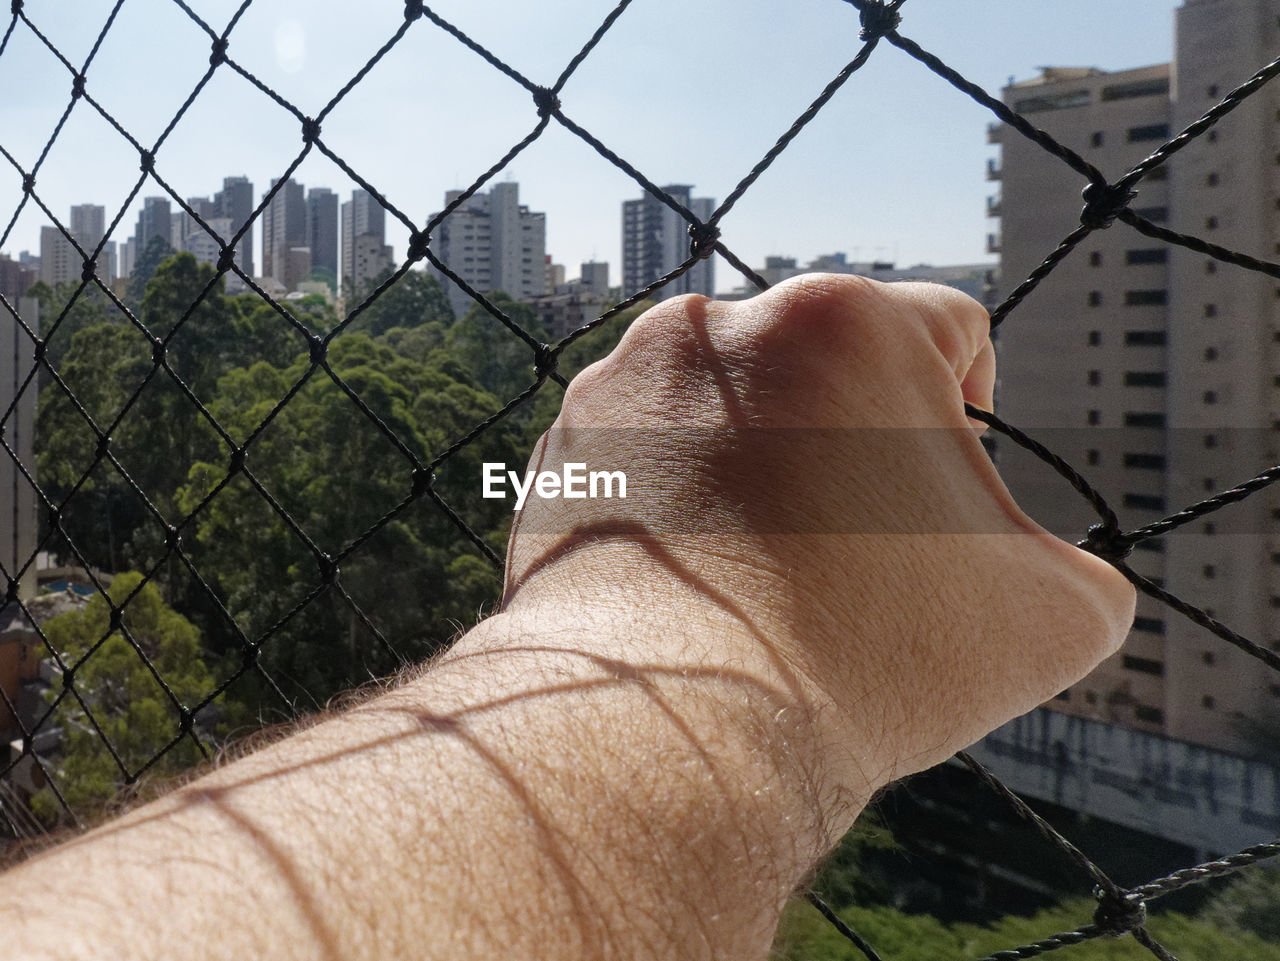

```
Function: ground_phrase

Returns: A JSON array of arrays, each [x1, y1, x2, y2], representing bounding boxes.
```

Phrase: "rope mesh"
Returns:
[[0, 1, 1278, 957]]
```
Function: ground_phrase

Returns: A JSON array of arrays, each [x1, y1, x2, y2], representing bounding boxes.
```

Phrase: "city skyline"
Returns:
[[0, 0, 1185, 294]]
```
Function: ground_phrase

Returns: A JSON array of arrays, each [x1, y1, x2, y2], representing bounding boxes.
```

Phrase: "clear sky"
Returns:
[[1, 0, 1183, 293]]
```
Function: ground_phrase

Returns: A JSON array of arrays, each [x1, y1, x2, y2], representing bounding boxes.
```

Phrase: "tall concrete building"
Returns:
[[40, 204, 112, 287], [38, 226, 77, 289], [306, 187, 339, 284], [341, 188, 391, 297], [989, 0, 1280, 759], [134, 197, 172, 260], [429, 182, 547, 317], [621, 185, 715, 298], [262, 178, 307, 291], [214, 176, 255, 281], [0, 292, 37, 601]]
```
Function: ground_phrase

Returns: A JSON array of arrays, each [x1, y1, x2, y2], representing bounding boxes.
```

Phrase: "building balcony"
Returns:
[[986, 122, 1002, 144], [986, 158, 1002, 181], [987, 232, 1001, 254], [986, 195, 1002, 217]]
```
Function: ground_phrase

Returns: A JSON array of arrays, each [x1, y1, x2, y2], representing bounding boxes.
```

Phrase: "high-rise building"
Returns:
[[341, 188, 389, 297], [306, 187, 339, 284], [262, 178, 307, 291], [38, 226, 77, 289], [621, 185, 715, 298], [0, 256, 35, 307], [579, 261, 610, 297], [134, 197, 172, 259], [214, 175, 255, 283], [0, 291, 37, 602], [429, 182, 547, 317], [989, 0, 1280, 758]]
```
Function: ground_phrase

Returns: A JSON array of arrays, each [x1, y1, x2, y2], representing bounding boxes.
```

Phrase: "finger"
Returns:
[[961, 338, 996, 431]]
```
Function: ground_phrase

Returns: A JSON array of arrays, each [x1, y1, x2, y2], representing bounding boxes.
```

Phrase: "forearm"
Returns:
[[2, 583, 864, 961]]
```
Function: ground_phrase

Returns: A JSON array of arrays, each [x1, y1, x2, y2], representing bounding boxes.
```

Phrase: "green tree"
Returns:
[[26, 279, 124, 388], [346, 268, 454, 337], [177, 334, 515, 711], [774, 896, 1280, 961], [445, 290, 548, 403], [126, 234, 175, 312], [31, 572, 215, 822], [1199, 862, 1280, 942]]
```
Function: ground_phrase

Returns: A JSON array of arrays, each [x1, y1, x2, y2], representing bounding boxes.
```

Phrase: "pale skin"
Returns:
[[0, 274, 1135, 960]]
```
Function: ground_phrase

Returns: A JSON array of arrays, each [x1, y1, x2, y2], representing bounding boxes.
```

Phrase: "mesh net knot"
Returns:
[[301, 117, 321, 144], [1079, 522, 1133, 563], [317, 553, 339, 584], [858, 1, 902, 41], [71, 73, 85, 100], [151, 339, 166, 366], [80, 257, 96, 281], [139, 150, 155, 173], [209, 37, 228, 66], [532, 86, 561, 118], [9, 1, 21, 15], [228, 446, 248, 474], [534, 343, 558, 379], [404, 0, 424, 21], [688, 221, 721, 260], [165, 525, 182, 550], [1080, 180, 1137, 229], [216, 246, 236, 272], [406, 229, 431, 262], [309, 336, 328, 366], [21, 173, 33, 194], [410, 468, 434, 498], [1092, 889, 1147, 936], [4, 578, 17, 604]]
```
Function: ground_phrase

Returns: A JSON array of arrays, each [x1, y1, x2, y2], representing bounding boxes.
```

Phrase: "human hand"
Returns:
[[500, 273, 1134, 803]]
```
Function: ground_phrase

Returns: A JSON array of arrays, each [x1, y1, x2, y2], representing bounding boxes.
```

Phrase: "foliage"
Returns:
[[30, 572, 215, 822], [1198, 862, 1280, 943], [773, 896, 1280, 961], [126, 234, 175, 312], [346, 267, 454, 337]]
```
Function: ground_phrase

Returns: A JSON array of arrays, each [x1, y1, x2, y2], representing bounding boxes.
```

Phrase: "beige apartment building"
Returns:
[[992, 0, 1280, 757]]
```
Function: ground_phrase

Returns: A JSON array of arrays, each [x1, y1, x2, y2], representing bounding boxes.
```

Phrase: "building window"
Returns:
[[1124, 412, 1164, 428], [1088, 290, 1103, 307], [1088, 330, 1102, 346], [1203, 390, 1218, 404], [1271, 552, 1280, 564], [1125, 330, 1166, 346], [1086, 449, 1100, 465], [1087, 370, 1102, 386], [1128, 123, 1170, 142], [1203, 564, 1216, 578], [1123, 655, 1164, 676], [1208, 84, 1219, 98], [1203, 478, 1216, 492], [1087, 409, 1102, 426], [1091, 131, 1105, 147], [1135, 705, 1165, 724], [1204, 304, 1218, 318], [1204, 346, 1219, 361], [1201, 695, 1216, 710], [1206, 260, 1217, 274], [1202, 651, 1216, 665], [1208, 130, 1218, 142], [1204, 520, 1216, 533], [1207, 172, 1220, 186], [1206, 216, 1219, 229], [1125, 289, 1167, 306], [1124, 371, 1166, 387], [1089, 251, 1103, 266], [1204, 433, 1218, 448], [1126, 248, 1168, 265], [1271, 596, 1280, 609], [1271, 684, 1280, 697], [1124, 493, 1166, 511], [1123, 452, 1165, 470]]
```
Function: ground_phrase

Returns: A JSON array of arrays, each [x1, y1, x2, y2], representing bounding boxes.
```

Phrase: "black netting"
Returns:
[[1, 1, 1278, 958]]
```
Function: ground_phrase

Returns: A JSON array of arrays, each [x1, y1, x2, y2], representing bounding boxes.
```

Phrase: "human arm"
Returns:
[[0, 274, 1135, 960]]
